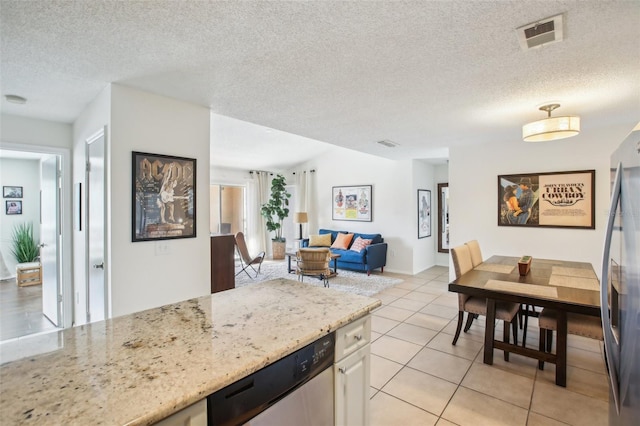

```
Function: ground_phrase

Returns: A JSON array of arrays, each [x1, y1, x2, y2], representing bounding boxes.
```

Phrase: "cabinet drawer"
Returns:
[[335, 315, 371, 361]]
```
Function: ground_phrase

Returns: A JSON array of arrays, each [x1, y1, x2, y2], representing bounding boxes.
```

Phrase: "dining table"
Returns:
[[448, 255, 601, 387]]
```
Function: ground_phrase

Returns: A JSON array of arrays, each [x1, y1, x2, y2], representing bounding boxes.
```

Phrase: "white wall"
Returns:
[[294, 146, 438, 274], [412, 160, 436, 273], [1, 114, 72, 149], [109, 85, 210, 317], [0, 158, 41, 273], [449, 122, 635, 281]]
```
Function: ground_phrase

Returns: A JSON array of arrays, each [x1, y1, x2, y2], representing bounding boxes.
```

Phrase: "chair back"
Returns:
[[296, 248, 331, 276], [234, 232, 252, 263], [451, 244, 473, 279], [465, 240, 483, 267]]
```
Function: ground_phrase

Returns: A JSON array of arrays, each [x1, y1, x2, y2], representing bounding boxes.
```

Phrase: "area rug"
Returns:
[[235, 260, 403, 297]]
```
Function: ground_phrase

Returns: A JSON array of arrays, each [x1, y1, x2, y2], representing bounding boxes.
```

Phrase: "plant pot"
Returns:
[[272, 240, 286, 260], [518, 256, 532, 276]]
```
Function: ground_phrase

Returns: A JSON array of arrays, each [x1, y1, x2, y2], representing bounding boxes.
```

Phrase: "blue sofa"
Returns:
[[302, 228, 388, 275]]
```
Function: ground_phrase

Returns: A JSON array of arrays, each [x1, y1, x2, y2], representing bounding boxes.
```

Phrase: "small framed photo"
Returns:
[[3, 186, 23, 198], [418, 189, 431, 238], [6, 200, 22, 215]]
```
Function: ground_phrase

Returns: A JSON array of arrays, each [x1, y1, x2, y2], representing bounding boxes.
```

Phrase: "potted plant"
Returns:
[[260, 174, 291, 260], [10, 222, 39, 264]]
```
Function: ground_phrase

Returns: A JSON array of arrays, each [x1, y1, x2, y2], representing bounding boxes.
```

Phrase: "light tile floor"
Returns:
[[368, 266, 609, 426]]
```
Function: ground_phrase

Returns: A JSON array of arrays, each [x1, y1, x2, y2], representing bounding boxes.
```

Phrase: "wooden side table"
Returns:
[[16, 262, 42, 287]]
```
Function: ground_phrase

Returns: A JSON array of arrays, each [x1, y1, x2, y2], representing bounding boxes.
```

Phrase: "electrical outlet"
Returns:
[[155, 241, 171, 256]]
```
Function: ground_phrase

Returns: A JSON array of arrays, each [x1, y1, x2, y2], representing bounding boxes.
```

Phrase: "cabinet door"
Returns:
[[335, 345, 371, 426], [155, 399, 207, 426]]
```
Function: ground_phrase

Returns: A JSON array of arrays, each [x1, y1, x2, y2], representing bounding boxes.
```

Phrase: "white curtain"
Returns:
[[247, 171, 271, 256], [294, 170, 316, 238]]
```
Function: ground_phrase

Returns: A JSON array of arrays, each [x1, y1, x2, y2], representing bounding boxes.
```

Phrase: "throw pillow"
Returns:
[[331, 233, 354, 250], [309, 233, 332, 247], [350, 236, 372, 252]]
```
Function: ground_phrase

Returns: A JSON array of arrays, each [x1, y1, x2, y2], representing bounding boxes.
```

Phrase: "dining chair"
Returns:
[[296, 248, 332, 287], [451, 245, 520, 360], [537, 308, 604, 370], [234, 232, 265, 278], [465, 240, 483, 267]]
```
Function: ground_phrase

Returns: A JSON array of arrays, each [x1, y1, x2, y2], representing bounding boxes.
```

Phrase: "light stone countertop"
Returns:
[[0, 279, 381, 425]]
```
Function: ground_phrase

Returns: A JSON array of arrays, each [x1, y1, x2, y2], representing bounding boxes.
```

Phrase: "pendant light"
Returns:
[[522, 103, 580, 142]]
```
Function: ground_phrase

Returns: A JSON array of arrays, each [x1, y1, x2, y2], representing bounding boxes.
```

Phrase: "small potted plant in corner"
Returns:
[[260, 174, 291, 260], [10, 222, 41, 286]]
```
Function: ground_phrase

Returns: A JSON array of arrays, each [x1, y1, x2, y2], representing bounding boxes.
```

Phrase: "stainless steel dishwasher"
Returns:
[[207, 332, 335, 426]]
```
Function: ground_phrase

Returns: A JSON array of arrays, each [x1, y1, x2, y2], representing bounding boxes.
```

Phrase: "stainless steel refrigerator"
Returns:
[[602, 123, 640, 425]]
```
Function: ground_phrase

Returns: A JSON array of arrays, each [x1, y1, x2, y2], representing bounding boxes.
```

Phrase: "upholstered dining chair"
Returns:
[[465, 240, 483, 267], [234, 232, 265, 278], [537, 308, 604, 370], [451, 244, 521, 360], [296, 248, 332, 287]]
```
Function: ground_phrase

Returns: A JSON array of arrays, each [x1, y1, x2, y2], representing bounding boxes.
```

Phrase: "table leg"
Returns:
[[287, 255, 293, 273], [556, 310, 568, 387], [483, 298, 496, 365], [332, 258, 338, 275]]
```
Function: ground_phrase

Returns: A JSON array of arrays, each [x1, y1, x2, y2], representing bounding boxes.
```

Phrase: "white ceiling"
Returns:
[[1, 1, 639, 170]]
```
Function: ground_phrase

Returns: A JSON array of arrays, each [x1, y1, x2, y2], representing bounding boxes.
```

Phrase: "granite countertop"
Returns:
[[0, 279, 381, 425]]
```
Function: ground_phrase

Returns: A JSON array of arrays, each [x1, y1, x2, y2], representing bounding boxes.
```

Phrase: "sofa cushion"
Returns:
[[350, 236, 372, 252], [331, 233, 354, 250], [353, 232, 383, 244], [309, 233, 331, 247], [331, 248, 366, 263]]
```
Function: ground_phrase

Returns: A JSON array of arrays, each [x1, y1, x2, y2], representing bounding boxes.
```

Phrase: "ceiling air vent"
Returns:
[[377, 140, 399, 148], [516, 14, 564, 50]]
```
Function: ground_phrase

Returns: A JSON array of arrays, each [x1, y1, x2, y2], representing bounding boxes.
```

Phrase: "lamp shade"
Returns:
[[294, 212, 308, 223], [522, 115, 580, 142]]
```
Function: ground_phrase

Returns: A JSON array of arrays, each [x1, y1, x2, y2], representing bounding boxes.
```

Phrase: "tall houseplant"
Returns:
[[10, 222, 39, 264], [260, 174, 291, 259]]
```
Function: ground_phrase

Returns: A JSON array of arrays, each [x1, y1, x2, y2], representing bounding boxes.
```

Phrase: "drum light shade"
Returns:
[[522, 104, 580, 142], [294, 212, 308, 223]]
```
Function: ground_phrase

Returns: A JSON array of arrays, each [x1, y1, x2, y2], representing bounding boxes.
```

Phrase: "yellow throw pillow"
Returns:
[[309, 233, 332, 247], [331, 233, 354, 250]]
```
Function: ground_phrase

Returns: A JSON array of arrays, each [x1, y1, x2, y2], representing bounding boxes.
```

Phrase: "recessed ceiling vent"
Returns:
[[517, 14, 564, 50], [377, 139, 399, 148]]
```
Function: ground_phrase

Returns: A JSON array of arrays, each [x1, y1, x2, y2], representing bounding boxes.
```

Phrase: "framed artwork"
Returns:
[[332, 185, 372, 221], [498, 169, 595, 229], [132, 151, 197, 241], [418, 189, 431, 238], [3, 186, 23, 198], [6, 200, 22, 215]]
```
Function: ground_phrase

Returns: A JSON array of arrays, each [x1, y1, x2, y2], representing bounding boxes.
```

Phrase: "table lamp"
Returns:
[[294, 212, 308, 240]]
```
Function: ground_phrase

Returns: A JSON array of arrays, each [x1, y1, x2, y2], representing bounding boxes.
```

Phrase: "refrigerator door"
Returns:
[[605, 127, 640, 425]]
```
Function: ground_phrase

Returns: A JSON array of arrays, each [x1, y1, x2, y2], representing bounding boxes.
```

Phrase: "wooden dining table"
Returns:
[[448, 255, 601, 387]]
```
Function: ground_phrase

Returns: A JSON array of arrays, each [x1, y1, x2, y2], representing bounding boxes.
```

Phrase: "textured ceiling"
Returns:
[[1, 1, 639, 170]]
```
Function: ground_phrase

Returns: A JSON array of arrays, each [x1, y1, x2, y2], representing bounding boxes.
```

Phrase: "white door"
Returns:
[[41, 155, 61, 326], [86, 129, 107, 323]]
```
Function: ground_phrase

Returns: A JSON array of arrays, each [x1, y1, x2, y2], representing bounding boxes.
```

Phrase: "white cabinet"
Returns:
[[155, 399, 207, 426], [334, 315, 372, 426]]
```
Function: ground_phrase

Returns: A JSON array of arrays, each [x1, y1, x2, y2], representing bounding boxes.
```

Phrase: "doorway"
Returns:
[[0, 144, 72, 341]]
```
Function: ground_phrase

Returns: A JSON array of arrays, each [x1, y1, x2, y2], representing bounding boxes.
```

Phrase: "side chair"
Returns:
[[451, 244, 520, 361], [537, 308, 604, 370], [296, 248, 332, 287], [234, 232, 265, 278]]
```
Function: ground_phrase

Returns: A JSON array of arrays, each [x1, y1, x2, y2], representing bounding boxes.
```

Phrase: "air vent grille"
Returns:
[[377, 140, 399, 148], [517, 14, 564, 50]]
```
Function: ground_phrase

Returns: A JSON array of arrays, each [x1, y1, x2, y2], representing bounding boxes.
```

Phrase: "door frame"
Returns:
[[0, 142, 73, 329]]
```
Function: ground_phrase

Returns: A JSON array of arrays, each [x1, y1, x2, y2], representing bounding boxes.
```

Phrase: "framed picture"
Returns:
[[132, 151, 197, 241], [6, 200, 22, 215], [498, 170, 595, 229], [3, 186, 23, 198], [418, 189, 431, 238], [332, 185, 372, 221]]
